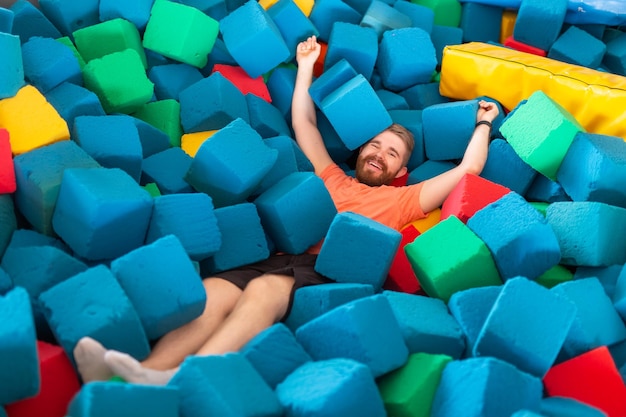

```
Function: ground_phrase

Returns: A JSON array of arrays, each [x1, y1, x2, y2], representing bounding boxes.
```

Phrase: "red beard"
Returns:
[[355, 155, 395, 186]]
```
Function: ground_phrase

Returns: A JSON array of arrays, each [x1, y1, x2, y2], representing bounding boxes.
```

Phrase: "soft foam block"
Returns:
[[179, 72, 249, 133], [146, 193, 221, 261], [295, 294, 408, 377], [377, 352, 452, 417], [52, 167, 153, 261], [422, 99, 478, 161], [45, 82, 106, 135], [141, 147, 194, 195], [361, 0, 412, 39], [0, 266, 11, 295], [430, 357, 542, 417], [441, 173, 510, 223], [245, 94, 291, 139], [251, 136, 300, 195], [266, 0, 319, 62], [241, 323, 312, 389], [38, 0, 100, 39], [0, 197, 16, 261], [131, 116, 171, 159], [539, 396, 608, 417], [110, 235, 206, 340], [309, 58, 358, 109], [405, 215, 502, 303], [132, 99, 183, 147], [499, 91, 584, 181], [39, 265, 151, 364], [315, 212, 402, 291], [254, 172, 336, 254], [276, 358, 386, 417], [481, 138, 538, 195], [525, 173, 571, 204], [284, 283, 375, 331], [0, 129, 15, 194], [0, 85, 70, 156], [557, 132, 626, 209], [149, 63, 204, 101], [467, 191, 562, 281], [384, 290, 465, 359], [73, 115, 143, 182], [474, 277, 576, 378], [168, 353, 283, 417], [219, 0, 290, 78], [325, 22, 378, 80], [513, 0, 568, 51], [460, 2, 502, 43], [548, 25, 607, 68], [22, 35, 82, 94], [0, 287, 38, 405], [447, 285, 502, 357], [99, 0, 153, 31], [10, 0, 61, 43], [265, 66, 297, 119], [0, 32, 23, 100], [13, 140, 100, 235], [543, 346, 626, 417], [385, 223, 421, 294], [376, 27, 437, 91], [66, 381, 179, 417], [551, 278, 626, 360], [546, 201, 626, 267], [400, 81, 449, 111], [430, 24, 463, 65], [201, 203, 270, 275], [320, 74, 392, 150], [82, 49, 154, 114], [143, 0, 218, 68], [73, 17, 147, 68], [185, 118, 277, 207]]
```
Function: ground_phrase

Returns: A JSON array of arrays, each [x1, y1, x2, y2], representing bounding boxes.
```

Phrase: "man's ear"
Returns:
[[394, 166, 408, 179]]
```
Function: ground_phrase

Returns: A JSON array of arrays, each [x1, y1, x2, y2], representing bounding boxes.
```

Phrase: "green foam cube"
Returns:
[[143, 0, 219, 68], [535, 264, 573, 289], [378, 352, 452, 417], [73, 18, 147, 69], [405, 216, 502, 302], [411, 0, 462, 27], [132, 99, 182, 147], [500, 91, 584, 180], [56, 37, 86, 69], [83, 48, 154, 114]]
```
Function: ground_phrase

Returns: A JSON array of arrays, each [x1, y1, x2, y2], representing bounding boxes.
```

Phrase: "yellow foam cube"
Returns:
[[259, 0, 279, 9], [404, 208, 441, 234], [500, 9, 516, 44], [181, 130, 217, 157], [0, 85, 69, 155], [293, 0, 314, 16]]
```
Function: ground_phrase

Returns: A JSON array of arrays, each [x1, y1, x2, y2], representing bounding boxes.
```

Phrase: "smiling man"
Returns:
[[73, 35, 499, 387]]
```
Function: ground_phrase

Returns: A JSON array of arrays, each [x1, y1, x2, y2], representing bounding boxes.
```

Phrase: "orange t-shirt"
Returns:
[[307, 163, 427, 254]]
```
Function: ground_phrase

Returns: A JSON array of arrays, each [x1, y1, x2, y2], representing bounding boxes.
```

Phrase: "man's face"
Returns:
[[355, 131, 409, 186]]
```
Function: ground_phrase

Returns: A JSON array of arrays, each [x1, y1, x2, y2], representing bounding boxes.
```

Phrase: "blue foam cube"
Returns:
[[149, 63, 204, 101], [315, 212, 401, 291], [67, 382, 179, 417], [309, 58, 358, 109], [39, 265, 151, 364], [481, 139, 538, 195], [467, 192, 561, 281], [0, 32, 24, 99], [265, 66, 296, 120], [407, 160, 456, 184], [0, 7, 14, 33], [603, 31, 626, 76], [430, 357, 542, 417], [548, 25, 607, 68], [219, 0, 290, 78], [200, 203, 269, 275], [384, 290, 465, 358], [52, 167, 154, 261], [388, 109, 425, 170], [295, 294, 408, 377], [99, 0, 154, 31], [110, 235, 207, 340], [141, 147, 194, 195], [146, 193, 222, 261], [540, 396, 608, 417], [266, 0, 319, 62], [245, 93, 291, 139], [21, 36, 82, 93], [254, 172, 336, 254], [360, 0, 412, 39], [574, 264, 622, 299], [460, 2, 503, 43], [430, 24, 463, 65], [557, 132, 626, 209], [251, 135, 299, 196], [393, 1, 434, 33], [423, 99, 478, 161], [325, 22, 378, 80], [320, 74, 392, 150], [546, 201, 626, 266], [39, 0, 100, 39], [377, 27, 437, 91], [10, 0, 61, 43], [308, 0, 361, 42], [0, 195, 17, 259], [276, 358, 387, 417], [0, 287, 38, 405], [0, 266, 11, 295], [376, 89, 409, 111], [524, 173, 571, 203], [168, 353, 283, 417], [241, 323, 312, 389], [473, 277, 577, 378], [179, 72, 249, 133], [399, 81, 449, 110], [513, 0, 568, 51], [130, 116, 171, 159], [13, 140, 100, 236], [45, 82, 106, 135], [73, 115, 143, 182], [185, 118, 278, 207]]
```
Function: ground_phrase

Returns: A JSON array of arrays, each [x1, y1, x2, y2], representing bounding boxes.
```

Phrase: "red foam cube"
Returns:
[[543, 346, 626, 417], [440, 173, 510, 223], [503, 36, 547, 57], [211, 64, 271, 102], [0, 128, 16, 194], [6, 341, 81, 417], [384, 224, 421, 294]]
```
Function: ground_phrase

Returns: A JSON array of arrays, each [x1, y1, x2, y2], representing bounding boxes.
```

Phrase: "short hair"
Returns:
[[384, 123, 414, 164]]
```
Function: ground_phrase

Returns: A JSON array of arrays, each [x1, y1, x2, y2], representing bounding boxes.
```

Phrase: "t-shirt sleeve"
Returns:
[[396, 182, 427, 226]]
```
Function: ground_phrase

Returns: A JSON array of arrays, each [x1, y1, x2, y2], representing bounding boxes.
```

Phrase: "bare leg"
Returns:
[[73, 337, 113, 383], [103, 274, 295, 385], [141, 277, 243, 370]]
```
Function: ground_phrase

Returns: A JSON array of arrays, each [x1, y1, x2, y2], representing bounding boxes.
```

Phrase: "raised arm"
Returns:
[[418, 100, 500, 213], [291, 36, 334, 175]]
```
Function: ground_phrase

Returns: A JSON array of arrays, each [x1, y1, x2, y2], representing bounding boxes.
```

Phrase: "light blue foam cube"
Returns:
[[0, 32, 24, 99], [266, 0, 319, 62], [308, 0, 361, 42], [39, 0, 100, 39], [423, 99, 478, 161], [481, 139, 537, 195], [325, 22, 378, 80], [141, 147, 194, 195], [21, 36, 82, 93], [513, 0, 568, 51]]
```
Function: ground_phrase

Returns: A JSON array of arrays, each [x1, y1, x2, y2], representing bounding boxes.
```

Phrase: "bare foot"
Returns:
[[104, 350, 177, 386], [73, 337, 113, 383]]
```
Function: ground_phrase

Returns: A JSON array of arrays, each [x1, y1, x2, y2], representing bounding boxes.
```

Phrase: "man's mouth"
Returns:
[[367, 159, 383, 171]]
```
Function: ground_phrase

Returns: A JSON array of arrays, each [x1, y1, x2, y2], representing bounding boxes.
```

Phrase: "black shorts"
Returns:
[[213, 253, 335, 319]]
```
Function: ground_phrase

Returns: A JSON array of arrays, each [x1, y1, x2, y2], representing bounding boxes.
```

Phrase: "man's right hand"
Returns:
[[296, 36, 321, 69]]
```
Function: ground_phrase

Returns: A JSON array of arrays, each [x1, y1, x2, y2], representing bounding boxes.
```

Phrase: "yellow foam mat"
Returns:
[[440, 42, 626, 140]]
